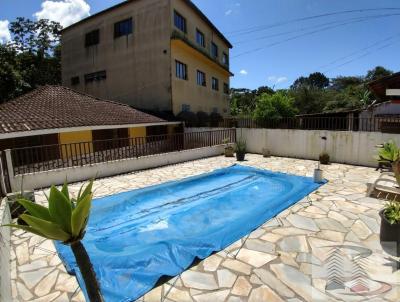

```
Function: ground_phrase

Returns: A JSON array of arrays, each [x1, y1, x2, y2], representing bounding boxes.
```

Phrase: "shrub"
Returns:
[[176, 111, 198, 127], [383, 201, 400, 225], [196, 111, 210, 127], [209, 112, 223, 127]]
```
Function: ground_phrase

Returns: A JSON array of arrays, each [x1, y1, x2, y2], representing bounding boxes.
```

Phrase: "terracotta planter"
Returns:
[[379, 210, 400, 257], [224, 146, 234, 157], [236, 152, 246, 161]]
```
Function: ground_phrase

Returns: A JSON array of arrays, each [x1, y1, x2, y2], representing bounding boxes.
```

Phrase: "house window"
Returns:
[[197, 70, 206, 86], [174, 11, 187, 33], [71, 76, 80, 85], [196, 29, 205, 47], [182, 104, 191, 112], [223, 83, 230, 94], [212, 77, 219, 91], [85, 29, 99, 47], [222, 52, 229, 66], [211, 42, 218, 58], [175, 60, 187, 80], [84, 70, 107, 83], [114, 18, 133, 38]]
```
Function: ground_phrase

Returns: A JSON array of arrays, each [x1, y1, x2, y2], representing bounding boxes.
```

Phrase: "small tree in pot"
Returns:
[[377, 140, 400, 186], [2, 180, 104, 302], [379, 201, 400, 258], [235, 138, 246, 161]]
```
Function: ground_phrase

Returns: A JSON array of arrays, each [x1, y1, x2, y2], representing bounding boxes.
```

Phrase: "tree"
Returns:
[[2, 181, 104, 302], [289, 86, 333, 114], [0, 18, 62, 103], [253, 92, 297, 121], [330, 76, 363, 91], [365, 66, 393, 82], [291, 72, 329, 89]]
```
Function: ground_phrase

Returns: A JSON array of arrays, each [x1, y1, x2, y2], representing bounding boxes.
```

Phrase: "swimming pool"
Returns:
[[56, 165, 325, 302]]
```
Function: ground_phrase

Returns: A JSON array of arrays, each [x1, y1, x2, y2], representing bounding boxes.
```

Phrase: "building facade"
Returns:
[[61, 0, 233, 116]]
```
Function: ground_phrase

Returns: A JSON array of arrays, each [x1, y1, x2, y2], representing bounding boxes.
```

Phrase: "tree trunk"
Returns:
[[70, 241, 103, 302], [392, 161, 400, 187]]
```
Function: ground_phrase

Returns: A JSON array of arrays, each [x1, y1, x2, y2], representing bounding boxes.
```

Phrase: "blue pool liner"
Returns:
[[55, 164, 326, 301]]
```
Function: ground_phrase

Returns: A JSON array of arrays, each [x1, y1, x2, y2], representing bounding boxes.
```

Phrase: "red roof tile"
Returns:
[[0, 85, 167, 134]]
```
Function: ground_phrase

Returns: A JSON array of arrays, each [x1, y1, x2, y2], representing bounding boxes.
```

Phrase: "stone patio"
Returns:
[[9, 154, 400, 301]]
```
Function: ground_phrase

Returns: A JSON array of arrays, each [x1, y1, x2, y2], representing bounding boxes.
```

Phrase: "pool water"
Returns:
[[55, 165, 325, 302]]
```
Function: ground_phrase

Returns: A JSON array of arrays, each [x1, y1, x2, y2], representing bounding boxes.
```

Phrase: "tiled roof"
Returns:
[[0, 85, 167, 134]]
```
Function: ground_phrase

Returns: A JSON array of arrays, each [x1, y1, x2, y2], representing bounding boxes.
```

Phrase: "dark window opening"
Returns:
[[114, 18, 133, 38], [174, 11, 187, 33], [92, 128, 129, 152], [85, 29, 99, 47], [223, 83, 230, 94], [196, 29, 205, 47], [71, 76, 80, 86], [84, 70, 107, 83], [211, 42, 218, 58], [212, 77, 219, 91], [197, 70, 206, 86], [222, 52, 229, 66], [175, 60, 188, 80]]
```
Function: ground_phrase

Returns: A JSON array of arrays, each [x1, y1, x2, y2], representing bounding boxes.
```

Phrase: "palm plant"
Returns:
[[2, 180, 103, 302], [377, 140, 400, 186]]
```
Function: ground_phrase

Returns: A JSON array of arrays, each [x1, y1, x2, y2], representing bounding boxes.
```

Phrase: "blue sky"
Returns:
[[1, 0, 399, 89]]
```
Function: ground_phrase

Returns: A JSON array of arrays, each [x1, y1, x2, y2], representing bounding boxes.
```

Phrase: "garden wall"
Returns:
[[0, 198, 11, 302], [6, 145, 225, 191], [239, 128, 400, 167]]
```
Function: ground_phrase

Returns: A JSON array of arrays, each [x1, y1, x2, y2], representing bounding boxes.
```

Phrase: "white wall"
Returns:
[[0, 199, 11, 302], [8, 146, 224, 191], [237, 128, 400, 167]]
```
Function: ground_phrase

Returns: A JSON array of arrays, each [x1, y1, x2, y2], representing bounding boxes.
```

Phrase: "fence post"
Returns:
[[4, 149, 16, 192]]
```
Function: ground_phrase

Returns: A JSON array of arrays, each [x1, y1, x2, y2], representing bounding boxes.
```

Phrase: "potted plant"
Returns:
[[235, 138, 246, 161], [313, 162, 324, 183], [379, 201, 400, 257], [222, 138, 234, 157], [319, 152, 330, 165], [2, 180, 104, 302], [377, 140, 400, 186]]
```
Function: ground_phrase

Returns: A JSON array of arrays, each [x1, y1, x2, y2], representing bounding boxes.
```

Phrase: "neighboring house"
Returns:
[[367, 71, 400, 103], [0, 85, 181, 157], [61, 0, 233, 117]]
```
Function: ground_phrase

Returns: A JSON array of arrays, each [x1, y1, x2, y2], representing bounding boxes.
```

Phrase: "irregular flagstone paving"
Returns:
[[9, 154, 400, 301]]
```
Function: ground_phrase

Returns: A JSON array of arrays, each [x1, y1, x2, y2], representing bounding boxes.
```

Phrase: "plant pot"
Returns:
[[379, 210, 400, 257], [313, 169, 324, 183], [262, 148, 271, 158], [236, 152, 246, 161], [224, 146, 235, 157]]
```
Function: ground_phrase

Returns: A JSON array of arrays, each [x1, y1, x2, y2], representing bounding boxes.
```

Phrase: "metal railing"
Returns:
[[10, 129, 236, 175], [191, 117, 400, 133]]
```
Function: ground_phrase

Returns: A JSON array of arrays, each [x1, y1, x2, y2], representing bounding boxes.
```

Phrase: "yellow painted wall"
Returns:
[[59, 131, 93, 159], [171, 0, 231, 116], [129, 127, 147, 144], [171, 40, 230, 116]]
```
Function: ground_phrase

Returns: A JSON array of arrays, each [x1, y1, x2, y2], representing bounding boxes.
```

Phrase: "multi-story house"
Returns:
[[61, 0, 233, 117]]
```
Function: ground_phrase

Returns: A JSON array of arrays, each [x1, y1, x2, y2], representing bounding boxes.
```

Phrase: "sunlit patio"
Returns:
[[9, 154, 399, 302]]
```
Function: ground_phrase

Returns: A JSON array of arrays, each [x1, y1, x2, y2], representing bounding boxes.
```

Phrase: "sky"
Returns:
[[0, 0, 399, 89]]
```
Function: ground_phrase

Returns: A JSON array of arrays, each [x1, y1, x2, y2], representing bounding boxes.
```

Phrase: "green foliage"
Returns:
[[319, 152, 330, 165], [3, 180, 94, 243], [365, 66, 393, 82], [0, 18, 62, 103], [289, 86, 334, 114], [377, 140, 400, 163], [235, 138, 246, 153], [291, 72, 329, 89], [196, 111, 210, 127], [383, 201, 400, 225], [253, 92, 297, 121]]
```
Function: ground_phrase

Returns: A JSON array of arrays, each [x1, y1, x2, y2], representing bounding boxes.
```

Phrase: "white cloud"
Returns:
[[34, 0, 90, 28], [0, 20, 11, 44], [225, 9, 233, 16], [240, 69, 248, 75], [267, 76, 288, 84]]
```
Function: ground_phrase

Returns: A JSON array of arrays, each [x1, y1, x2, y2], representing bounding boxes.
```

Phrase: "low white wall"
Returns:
[[9, 145, 224, 191], [237, 128, 400, 167], [0, 199, 11, 302]]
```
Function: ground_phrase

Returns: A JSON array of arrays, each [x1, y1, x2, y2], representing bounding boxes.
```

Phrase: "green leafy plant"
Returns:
[[235, 139, 246, 154], [383, 201, 400, 225], [319, 152, 330, 165], [377, 140, 400, 186], [2, 180, 103, 302]]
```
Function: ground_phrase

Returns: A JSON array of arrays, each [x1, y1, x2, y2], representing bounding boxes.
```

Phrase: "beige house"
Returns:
[[61, 0, 233, 116]]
